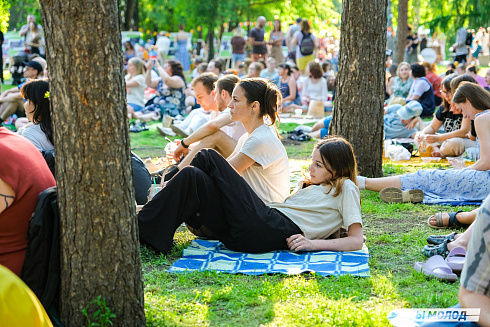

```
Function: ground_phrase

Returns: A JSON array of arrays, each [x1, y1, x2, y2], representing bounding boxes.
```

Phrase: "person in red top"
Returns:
[[0, 127, 56, 276], [422, 61, 443, 106]]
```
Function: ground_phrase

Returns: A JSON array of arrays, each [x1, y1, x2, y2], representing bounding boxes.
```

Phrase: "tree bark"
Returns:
[[38, 0, 146, 326], [395, 0, 408, 64], [330, 0, 387, 177]]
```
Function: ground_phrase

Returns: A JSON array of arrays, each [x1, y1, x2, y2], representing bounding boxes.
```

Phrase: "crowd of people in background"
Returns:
[[3, 12, 490, 325]]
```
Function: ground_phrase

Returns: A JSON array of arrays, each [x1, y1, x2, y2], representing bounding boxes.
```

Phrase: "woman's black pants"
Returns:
[[138, 149, 301, 254]]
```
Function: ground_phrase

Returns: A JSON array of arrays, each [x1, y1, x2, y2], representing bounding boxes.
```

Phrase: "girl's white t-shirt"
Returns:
[[269, 179, 362, 240]]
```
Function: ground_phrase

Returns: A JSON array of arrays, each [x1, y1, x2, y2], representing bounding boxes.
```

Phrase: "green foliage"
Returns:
[[5, 0, 40, 31], [136, 0, 341, 40], [390, 0, 490, 53], [82, 296, 117, 327], [0, 0, 10, 32]]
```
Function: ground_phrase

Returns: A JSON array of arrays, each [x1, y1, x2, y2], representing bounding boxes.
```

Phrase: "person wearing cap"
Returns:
[[383, 100, 424, 139], [0, 61, 43, 123]]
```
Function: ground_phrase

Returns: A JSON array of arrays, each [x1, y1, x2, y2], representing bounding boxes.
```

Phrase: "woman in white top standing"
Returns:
[[125, 57, 147, 118]]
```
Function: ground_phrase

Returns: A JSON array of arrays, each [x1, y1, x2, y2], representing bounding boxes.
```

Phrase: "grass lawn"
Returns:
[[131, 121, 476, 326]]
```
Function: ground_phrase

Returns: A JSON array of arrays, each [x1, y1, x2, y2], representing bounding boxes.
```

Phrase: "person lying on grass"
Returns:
[[358, 82, 490, 204], [138, 136, 363, 254]]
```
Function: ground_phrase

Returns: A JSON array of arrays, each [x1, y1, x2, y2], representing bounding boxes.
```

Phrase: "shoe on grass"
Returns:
[[379, 187, 424, 203], [157, 126, 176, 137], [426, 232, 457, 245], [171, 124, 190, 138], [414, 255, 457, 282], [427, 211, 469, 229], [423, 239, 450, 258]]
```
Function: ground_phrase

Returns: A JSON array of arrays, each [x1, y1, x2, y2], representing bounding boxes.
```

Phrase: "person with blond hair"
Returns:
[[386, 61, 413, 105], [125, 57, 147, 118]]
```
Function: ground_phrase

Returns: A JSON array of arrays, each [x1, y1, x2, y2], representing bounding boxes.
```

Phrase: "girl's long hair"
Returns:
[[315, 136, 358, 197], [20, 79, 53, 144]]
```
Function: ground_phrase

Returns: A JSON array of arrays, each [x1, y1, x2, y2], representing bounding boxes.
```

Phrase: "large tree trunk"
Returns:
[[395, 0, 408, 64], [38, 0, 146, 326], [330, 0, 387, 177]]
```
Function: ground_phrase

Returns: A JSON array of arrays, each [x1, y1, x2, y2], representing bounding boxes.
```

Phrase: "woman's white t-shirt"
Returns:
[[269, 179, 362, 240], [303, 77, 328, 102], [234, 124, 289, 203], [125, 74, 146, 107]]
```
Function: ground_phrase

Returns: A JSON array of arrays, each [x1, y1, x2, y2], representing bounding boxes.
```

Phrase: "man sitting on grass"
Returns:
[[384, 100, 424, 139], [162, 73, 245, 181], [0, 61, 43, 124]]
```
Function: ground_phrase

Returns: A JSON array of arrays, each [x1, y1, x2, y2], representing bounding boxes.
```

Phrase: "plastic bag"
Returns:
[[386, 145, 411, 161], [415, 135, 434, 157]]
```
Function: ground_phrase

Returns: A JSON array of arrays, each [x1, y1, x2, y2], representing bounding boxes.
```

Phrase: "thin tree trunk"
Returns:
[[38, 0, 146, 326], [330, 0, 387, 177], [395, 0, 408, 64], [133, 0, 139, 30], [207, 28, 215, 62], [124, 0, 135, 31]]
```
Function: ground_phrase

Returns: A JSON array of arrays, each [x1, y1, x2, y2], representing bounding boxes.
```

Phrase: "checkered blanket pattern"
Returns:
[[168, 239, 370, 277]]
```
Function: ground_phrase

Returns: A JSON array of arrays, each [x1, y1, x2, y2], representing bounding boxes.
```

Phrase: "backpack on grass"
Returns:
[[299, 32, 315, 56], [20, 186, 63, 327]]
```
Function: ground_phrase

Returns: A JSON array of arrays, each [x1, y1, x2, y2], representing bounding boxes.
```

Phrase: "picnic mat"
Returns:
[[168, 239, 370, 277]]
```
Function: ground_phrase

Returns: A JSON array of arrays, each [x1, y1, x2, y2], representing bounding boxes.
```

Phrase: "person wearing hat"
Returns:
[[0, 61, 43, 124], [383, 100, 424, 139]]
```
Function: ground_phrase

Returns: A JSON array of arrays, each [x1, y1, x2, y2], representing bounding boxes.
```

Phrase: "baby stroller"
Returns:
[[10, 50, 28, 85]]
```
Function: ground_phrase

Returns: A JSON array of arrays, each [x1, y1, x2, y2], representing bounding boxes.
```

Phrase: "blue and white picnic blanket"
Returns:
[[169, 239, 370, 277]]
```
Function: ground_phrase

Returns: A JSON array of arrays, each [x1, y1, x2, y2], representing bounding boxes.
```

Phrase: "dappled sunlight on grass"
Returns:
[[134, 122, 477, 325]]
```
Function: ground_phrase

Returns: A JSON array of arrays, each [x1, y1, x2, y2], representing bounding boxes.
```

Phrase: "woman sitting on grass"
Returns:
[[417, 74, 477, 158], [18, 79, 53, 152], [277, 63, 299, 111], [125, 57, 147, 119], [138, 136, 363, 254], [143, 59, 187, 118], [359, 82, 490, 205], [386, 61, 413, 105]]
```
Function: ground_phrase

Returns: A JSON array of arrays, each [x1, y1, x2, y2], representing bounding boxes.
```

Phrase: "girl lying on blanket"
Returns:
[[138, 136, 364, 254], [359, 82, 490, 205]]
